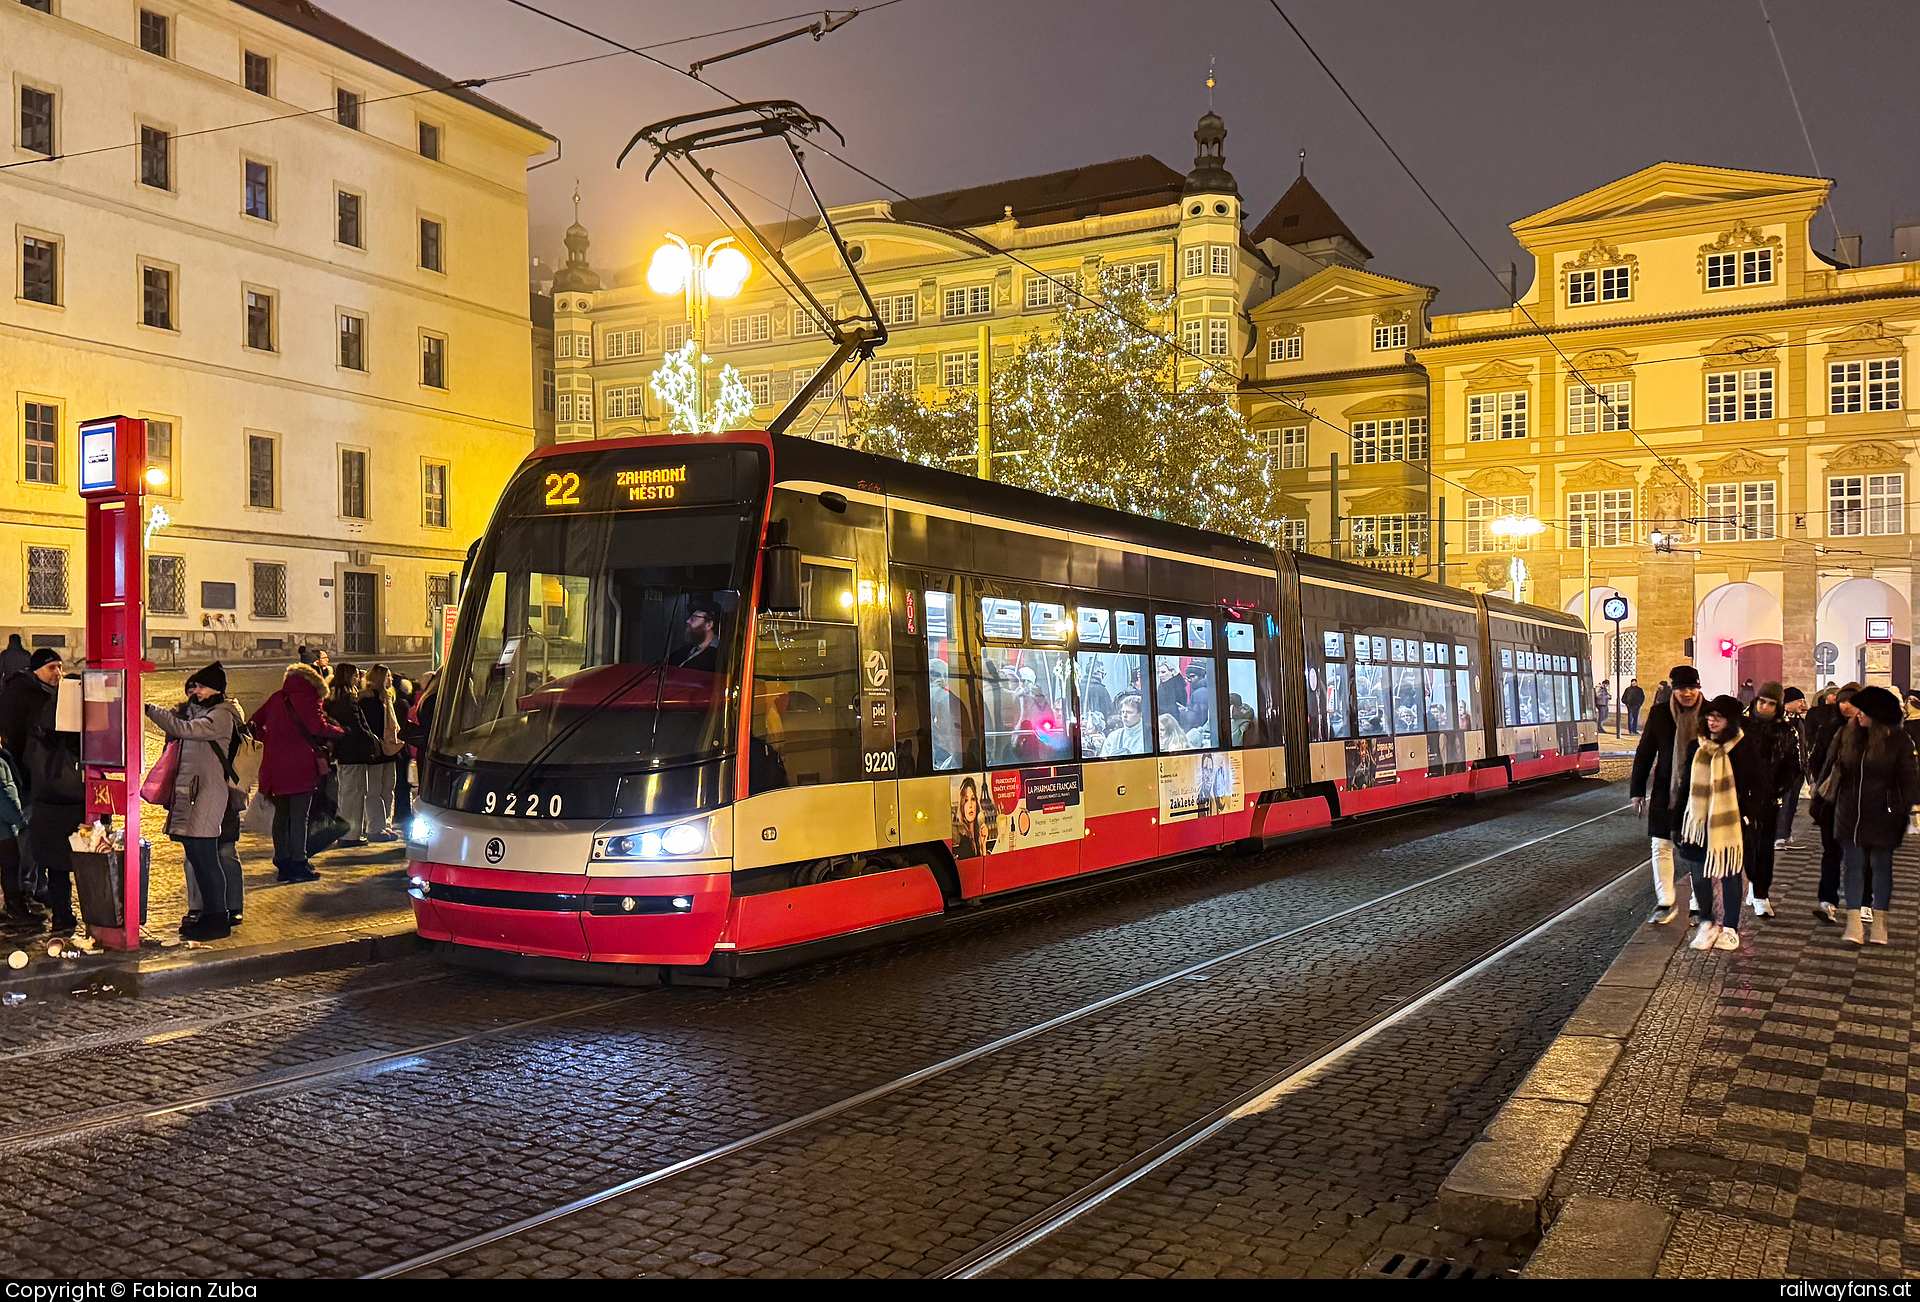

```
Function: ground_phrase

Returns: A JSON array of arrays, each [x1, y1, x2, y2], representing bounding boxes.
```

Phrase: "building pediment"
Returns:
[[1564, 459, 1639, 492], [1278, 493, 1310, 521], [1511, 162, 1829, 243], [1568, 348, 1637, 383], [1464, 466, 1531, 496], [1821, 319, 1908, 359], [1253, 264, 1436, 319], [1348, 486, 1422, 515], [1700, 333, 1781, 367], [1826, 440, 1909, 472], [1342, 394, 1425, 419], [1462, 359, 1533, 392], [1702, 449, 1782, 480]]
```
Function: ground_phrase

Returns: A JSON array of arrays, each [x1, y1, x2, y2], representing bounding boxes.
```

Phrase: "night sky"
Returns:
[[322, 0, 1920, 312]]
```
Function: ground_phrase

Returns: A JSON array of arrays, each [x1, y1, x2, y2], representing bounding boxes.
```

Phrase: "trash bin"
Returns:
[[72, 841, 151, 930]]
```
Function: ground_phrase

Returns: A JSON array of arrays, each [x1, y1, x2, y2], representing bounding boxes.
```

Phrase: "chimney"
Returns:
[[1498, 261, 1518, 304], [1835, 230, 1863, 267], [1894, 219, 1920, 262]]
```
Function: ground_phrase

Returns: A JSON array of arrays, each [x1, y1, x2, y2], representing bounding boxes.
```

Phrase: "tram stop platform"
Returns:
[[0, 827, 417, 1003], [1441, 832, 1920, 1279]]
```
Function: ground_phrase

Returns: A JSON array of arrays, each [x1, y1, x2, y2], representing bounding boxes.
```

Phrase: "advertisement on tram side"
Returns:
[[950, 766, 1084, 858], [1343, 737, 1398, 790], [1159, 751, 1243, 821]]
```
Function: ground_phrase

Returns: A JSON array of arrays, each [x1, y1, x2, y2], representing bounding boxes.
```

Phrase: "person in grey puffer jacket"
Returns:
[[144, 662, 245, 941]]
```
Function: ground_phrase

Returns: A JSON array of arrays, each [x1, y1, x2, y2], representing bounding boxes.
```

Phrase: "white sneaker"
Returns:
[[1773, 839, 1788, 849], [1690, 922, 1722, 950], [1752, 897, 1774, 918], [1713, 928, 1741, 951], [1860, 906, 1875, 925]]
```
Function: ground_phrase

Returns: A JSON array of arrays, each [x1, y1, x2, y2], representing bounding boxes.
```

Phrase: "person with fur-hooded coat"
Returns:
[[250, 662, 344, 883]]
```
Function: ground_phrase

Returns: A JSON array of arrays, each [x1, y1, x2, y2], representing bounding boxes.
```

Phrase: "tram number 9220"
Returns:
[[482, 791, 565, 818]]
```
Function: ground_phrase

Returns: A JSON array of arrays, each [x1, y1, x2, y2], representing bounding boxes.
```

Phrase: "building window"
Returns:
[[419, 218, 443, 272], [420, 334, 446, 388], [663, 323, 687, 353], [144, 418, 173, 494], [139, 125, 170, 189], [426, 572, 455, 614], [1278, 518, 1307, 551], [1711, 247, 1777, 289], [1209, 244, 1232, 277], [942, 285, 992, 318], [1705, 252, 1737, 289], [1207, 317, 1230, 357], [247, 434, 275, 508], [336, 191, 362, 248], [1567, 266, 1630, 306], [601, 328, 643, 359], [1566, 380, 1631, 433], [336, 87, 361, 130], [418, 121, 441, 161], [600, 386, 643, 419], [138, 263, 173, 328], [244, 289, 274, 351], [1829, 474, 1904, 537], [1372, 322, 1408, 351], [22, 401, 56, 484], [338, 312, 365, 370], [243, 159, 271, 221], [1830, 358, 1901, 414], [874, 292, 916, 326], [1268, 333, 1302, 363], [1466, 495, 1532, 553], [139, 9, 169, 57], [251, 561, 287, 618], [790, 311, 821, 337], [21, 1, 53, 14], [1703, 481, 1777, 542], [243, 51, 272, 97], [148, 555, 185, 614], [1348, 513, 1427, 557], [1181, 318, 1203, 356], [727, 312, 771, 345], [557, 391, 594, 423], [26, 546, 67, 611], [1567, 489, 1635, 547], [1182, 246, 1204, 279], [1350, 417, 1426, 465], [19, 86, 54, 156], [1467, 391, 1528, 441], [1107, 260, 1160, 292], [422, 461, 448, 528], [1280, 424, 1307, 469], [1706, 369, 1773, 422], [201, 581, 236, 610], [339, 449, 367, 519], [747, 371, 773, 406], [1568, 269, 1596, 305], [1023, 273, 1078, 309], [21, 235, 57, 305], [942, 350, 979, 388], [867, 356, 915, 396], [540, 368, 554, 414]]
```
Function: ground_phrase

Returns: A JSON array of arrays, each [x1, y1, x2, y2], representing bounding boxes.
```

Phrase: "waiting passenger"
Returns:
[[1104, 694, 1148, 756], [1158, 713, 1189, 753], [1228, 692, 1255, 745]]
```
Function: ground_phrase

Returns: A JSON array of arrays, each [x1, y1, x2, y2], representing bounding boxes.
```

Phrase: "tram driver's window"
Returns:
[[1153, 654, 1216, 751], [749, 561, 862, 793]]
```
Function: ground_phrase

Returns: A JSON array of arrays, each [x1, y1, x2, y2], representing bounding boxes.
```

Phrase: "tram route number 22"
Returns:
[[482, 791, 565, 817], [544, 471, 581, 508]]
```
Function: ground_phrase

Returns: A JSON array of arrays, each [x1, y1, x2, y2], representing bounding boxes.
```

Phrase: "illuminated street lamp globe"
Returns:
[[647, 233, 751, 425]]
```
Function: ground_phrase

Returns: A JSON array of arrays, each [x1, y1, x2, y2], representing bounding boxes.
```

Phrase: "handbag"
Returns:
[[1816, 764, 1842, 802], [140, 740, 181, 806]]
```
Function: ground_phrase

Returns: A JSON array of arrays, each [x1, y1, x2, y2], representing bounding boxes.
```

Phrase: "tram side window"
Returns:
[[980, 604, 1073, 767], [1323, 660, 1351, 739], [750, 562, 863, 793], [1079, 649, 1149, 757], [1154, 653, 1216, 751], [1517, 670, 1538, 725], [1390, 660, 1423, 734], [1226, 656, 1259, 746], [923, 590, 977, 772], [1355, 659, 1389, 737], [1424, 664, 1453, 732], [1554, 673, 1572, 722]]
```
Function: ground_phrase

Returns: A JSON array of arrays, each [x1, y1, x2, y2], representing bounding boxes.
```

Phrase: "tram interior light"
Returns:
[[646, 242, 692, 296]]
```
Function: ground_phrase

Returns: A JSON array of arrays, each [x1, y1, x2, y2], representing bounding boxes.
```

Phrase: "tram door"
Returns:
[[853, 524, 900, 851]]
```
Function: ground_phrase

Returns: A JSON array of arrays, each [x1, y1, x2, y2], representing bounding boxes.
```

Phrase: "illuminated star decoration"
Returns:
[[649, 340, 754, 434]]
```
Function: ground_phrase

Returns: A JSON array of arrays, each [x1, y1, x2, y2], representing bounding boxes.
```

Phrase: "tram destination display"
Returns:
[[512, 445, 766, 516]]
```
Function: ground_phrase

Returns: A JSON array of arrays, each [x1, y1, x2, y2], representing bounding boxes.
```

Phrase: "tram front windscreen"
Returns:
[[435, 445, 767, 776]]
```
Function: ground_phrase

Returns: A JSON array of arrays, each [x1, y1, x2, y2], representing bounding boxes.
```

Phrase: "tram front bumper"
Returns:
[[409, 860, 732, 966]]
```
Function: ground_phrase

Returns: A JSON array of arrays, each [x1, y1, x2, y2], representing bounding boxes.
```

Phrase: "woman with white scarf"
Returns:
[[1676, 694, 1771, 952]]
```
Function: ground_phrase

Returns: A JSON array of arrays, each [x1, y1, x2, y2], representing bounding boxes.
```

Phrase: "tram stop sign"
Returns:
[[1602, 595, 1630, 623]]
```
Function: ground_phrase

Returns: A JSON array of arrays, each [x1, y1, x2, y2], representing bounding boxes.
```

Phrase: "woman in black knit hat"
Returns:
[[1824, 685, 1920, 945]]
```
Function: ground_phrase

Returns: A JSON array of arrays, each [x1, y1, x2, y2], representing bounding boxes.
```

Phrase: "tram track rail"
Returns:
[[367, 801, 1631, 1279]]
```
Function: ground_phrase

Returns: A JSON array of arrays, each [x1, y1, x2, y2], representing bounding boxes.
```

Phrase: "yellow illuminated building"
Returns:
[[1248, 162, 1920, 695]]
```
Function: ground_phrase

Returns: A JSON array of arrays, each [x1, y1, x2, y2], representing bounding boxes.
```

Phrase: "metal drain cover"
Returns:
[[1358, 1249, 1503, 1280]]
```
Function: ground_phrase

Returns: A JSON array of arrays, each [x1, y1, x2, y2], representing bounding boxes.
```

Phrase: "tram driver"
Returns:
[[670, 603, 723, 673]]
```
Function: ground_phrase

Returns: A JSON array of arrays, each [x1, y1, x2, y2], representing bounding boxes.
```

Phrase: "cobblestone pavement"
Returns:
[[0, 776, 1638, 1277], [1550, 833, 1920, 1279]]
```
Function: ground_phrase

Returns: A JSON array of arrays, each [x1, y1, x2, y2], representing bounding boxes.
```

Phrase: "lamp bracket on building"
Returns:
[[618, 100, 886, 436]]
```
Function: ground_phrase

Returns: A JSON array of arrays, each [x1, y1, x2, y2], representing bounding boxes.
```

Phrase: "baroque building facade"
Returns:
[[549, 110, 1360, 446], [3, 0, 550, 659], [1247, 162, 1920, 696]]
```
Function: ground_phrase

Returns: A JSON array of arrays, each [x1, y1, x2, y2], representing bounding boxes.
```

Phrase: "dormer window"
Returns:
[[1373, 323, 1408, 351], [1705, 248, 1773, 289], [1568, 265, 1630, 305]]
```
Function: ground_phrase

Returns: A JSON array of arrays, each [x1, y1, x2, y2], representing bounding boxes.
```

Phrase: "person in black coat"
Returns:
[[1742, 682, 1797, 917], [1631, 664, 1706, 923], [1805, 682, 1860, 921], [1675, 694, 1773, 951], [1777, 686, 1808, 844], [1620, 679, 1646, 734], [1827, 685, 1920, 945]]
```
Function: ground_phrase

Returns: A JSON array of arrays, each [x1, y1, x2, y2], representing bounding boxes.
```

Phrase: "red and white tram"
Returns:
[[407, 431, 1598, 981]]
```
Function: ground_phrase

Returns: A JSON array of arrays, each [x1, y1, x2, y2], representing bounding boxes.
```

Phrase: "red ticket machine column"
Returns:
[[78, 416, 152, 951]]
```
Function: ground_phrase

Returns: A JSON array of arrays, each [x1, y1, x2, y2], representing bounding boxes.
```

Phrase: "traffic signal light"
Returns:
[[1719, 638, 1737, 658]]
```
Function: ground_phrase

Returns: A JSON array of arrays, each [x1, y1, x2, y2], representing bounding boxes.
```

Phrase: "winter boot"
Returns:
[[1869, 912, 1889, 946], [1842, 910, 1865, 945]]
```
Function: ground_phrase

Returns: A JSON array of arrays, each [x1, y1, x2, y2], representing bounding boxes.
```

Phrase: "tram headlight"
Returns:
[[592, 819, 710, 861], [407, 814, 434, 846]]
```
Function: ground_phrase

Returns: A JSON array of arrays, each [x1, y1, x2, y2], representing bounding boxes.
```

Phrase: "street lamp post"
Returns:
[[646, 233, 751, 425]]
